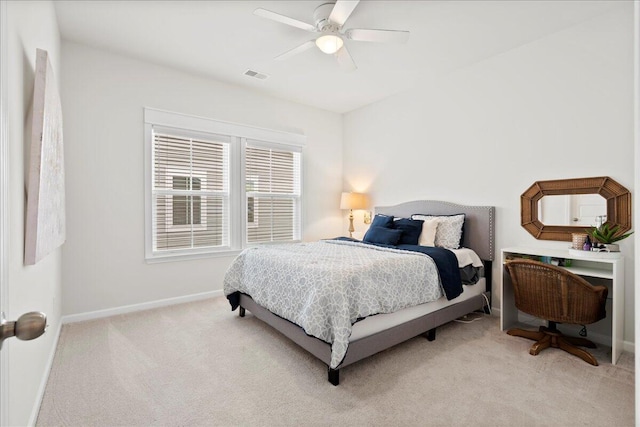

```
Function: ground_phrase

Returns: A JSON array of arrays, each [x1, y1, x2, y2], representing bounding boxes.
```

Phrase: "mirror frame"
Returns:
[[521, 176, 631, 241]]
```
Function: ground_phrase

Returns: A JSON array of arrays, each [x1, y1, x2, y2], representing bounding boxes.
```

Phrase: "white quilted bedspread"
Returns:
[[223, 239, 443, 369]]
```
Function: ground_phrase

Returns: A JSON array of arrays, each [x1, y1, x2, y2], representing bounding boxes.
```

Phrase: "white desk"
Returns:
[[501, 247, 624, 365]]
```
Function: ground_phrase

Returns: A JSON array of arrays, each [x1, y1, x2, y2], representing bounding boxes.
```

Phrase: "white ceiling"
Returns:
[[53, 1, 623, 114]]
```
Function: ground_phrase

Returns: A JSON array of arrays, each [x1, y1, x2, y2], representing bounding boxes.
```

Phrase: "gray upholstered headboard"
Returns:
[[375, 200, 495, 261]]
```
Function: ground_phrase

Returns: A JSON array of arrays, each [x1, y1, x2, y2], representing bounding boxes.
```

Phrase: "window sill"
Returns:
[[145, 248, 242, 264]]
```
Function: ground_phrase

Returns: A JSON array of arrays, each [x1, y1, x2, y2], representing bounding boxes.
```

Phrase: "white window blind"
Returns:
[[245, 141, 301, 244], [152, 129, 230, 254]]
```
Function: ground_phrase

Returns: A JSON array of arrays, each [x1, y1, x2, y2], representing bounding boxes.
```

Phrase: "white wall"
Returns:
[[61, 42, 343, 316], [6, 1, 62, 425], [343, 5, 635, 343]]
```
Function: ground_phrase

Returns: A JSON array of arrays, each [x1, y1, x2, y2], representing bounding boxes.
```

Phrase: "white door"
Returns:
[[0, 5, 49, 424], [569, 194, 607, 227]]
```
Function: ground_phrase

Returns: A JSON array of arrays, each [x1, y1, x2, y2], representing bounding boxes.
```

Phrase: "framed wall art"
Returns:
[[24, 49, 65, 265]]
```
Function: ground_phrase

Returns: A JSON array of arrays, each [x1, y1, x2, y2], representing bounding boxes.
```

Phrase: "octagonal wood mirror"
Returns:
[[521, 176, 631, 241]]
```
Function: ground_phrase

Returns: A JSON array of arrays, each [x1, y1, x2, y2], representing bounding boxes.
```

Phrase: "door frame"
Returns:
[[1, 0, 10, 425]]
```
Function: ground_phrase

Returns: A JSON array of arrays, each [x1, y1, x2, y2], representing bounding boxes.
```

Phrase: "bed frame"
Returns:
[[237, 200, 495, 385]]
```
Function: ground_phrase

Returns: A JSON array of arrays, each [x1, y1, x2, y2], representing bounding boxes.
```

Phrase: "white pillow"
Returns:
[[411, 214, 465, 249], [412, 216, 438, 246]]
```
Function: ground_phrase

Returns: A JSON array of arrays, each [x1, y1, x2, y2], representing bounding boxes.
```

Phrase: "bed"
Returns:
[[224, 200, 495, 385]]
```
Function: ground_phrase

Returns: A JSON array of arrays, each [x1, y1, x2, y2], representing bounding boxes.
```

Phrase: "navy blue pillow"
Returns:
[[363, 226, 403, 246], [393, 218, 424, 245], [370, 214, 394, 229]]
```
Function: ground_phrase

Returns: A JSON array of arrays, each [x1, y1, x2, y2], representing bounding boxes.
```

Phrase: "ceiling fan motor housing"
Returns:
[[314, 2, 339, 31]]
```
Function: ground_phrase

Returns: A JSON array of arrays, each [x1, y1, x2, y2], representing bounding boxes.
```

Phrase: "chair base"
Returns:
[[507, 325, 599, 366]]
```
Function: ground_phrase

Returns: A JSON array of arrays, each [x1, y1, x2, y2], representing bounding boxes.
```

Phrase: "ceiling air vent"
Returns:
[[244, 69, 269, 80]]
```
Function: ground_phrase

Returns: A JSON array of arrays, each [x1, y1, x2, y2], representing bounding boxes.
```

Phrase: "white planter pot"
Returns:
[[604, 243, 620, 252]]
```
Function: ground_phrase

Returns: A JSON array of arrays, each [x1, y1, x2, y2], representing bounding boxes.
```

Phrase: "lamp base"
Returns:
[[348, 210, 355, 238]]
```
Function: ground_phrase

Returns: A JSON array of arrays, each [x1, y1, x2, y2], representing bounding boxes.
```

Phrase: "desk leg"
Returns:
[[611, 260, 624, 365], [501, 264, 518, 331]]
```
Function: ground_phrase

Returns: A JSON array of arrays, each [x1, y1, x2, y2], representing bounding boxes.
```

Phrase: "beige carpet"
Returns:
[[37, 297, 634, 426]]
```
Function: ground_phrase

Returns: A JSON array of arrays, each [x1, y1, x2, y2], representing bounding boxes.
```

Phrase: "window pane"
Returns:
[[246, 197, 297, 243], [155, 195, 227, 250], [154, 133, 228, 193], [245, 143, 301, 244], [246, 146, 298, 194], [152, 130, 229, 252], [173, 195, 188, 226]]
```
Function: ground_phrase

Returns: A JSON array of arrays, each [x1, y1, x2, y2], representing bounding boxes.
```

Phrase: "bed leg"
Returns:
[[239, 307, 245, 317], [424, 328, 436, 341], [328, 368, 339, 386], [483, 305, 491, 315]]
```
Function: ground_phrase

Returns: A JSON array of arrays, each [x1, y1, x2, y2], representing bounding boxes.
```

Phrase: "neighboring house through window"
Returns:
[[171, 175, 202, 227], [246, 175, 258, 227]]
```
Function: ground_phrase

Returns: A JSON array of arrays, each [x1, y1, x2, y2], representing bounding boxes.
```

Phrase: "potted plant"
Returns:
[[585, 223, 634, 252]]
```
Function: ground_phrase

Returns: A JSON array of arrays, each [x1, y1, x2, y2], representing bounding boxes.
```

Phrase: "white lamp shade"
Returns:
[[340, 192, 369, 210], [316, 34, 344, 54]]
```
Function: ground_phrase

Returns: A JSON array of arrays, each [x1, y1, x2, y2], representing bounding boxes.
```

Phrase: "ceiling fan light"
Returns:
[[315, 34, 344, 54]]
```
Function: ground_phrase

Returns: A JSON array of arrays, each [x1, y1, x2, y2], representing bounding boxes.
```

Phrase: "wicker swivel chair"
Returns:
[[505, 259, 608, 366]]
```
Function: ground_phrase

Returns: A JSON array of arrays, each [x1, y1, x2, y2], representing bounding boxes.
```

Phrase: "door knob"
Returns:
[[0, 311, 47, 349]]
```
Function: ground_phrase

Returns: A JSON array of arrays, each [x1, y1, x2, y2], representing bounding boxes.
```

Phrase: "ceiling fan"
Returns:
[[254, 0, 410, 72]]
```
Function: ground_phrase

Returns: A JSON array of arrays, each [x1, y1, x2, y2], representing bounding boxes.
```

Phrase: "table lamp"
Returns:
[[340, 192, 369, 238]]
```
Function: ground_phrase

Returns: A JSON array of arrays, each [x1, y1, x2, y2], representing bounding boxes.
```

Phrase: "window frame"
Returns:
[[144, 108, 305, 262], [148, 125, 233, 259]]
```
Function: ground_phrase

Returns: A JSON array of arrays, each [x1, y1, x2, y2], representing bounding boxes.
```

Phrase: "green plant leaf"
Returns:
[[586, 224, 633, 243]]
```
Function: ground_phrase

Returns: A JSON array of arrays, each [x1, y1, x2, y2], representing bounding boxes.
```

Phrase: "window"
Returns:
[[144, 108, 305, 261], [245, 142, 301, 243]]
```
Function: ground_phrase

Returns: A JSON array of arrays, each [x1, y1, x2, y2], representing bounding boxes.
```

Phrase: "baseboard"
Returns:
[[28, 319, 62, 427], [623, 340, 635, 354], [61, 290, 224, 324]]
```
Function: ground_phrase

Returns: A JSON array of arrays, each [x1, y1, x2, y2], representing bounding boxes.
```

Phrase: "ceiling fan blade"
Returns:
[[274, 40, 316, 61], [345, 28, 410, 43], [329, 0, 360, 27], [254, 8, 317, 32], [335, 46, 357, 72]]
